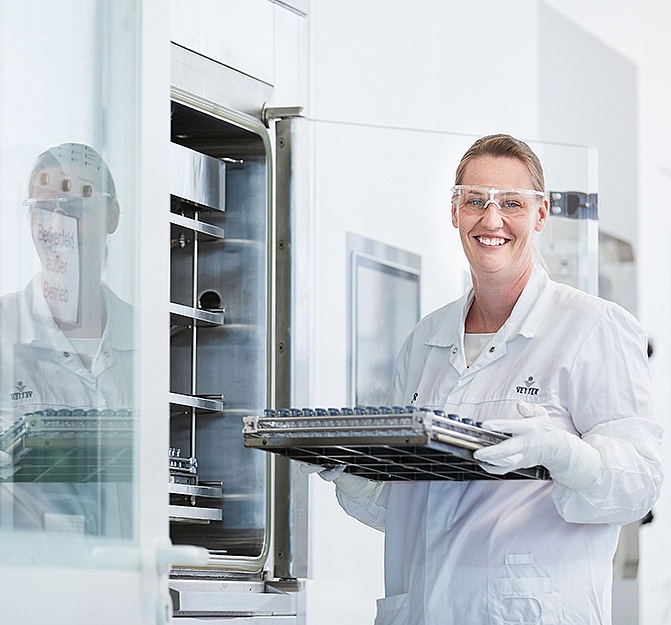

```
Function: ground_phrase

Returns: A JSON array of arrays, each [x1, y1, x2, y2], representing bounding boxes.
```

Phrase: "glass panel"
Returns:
[[531, 141, 599, 295], [347, 234, 421, 406], [306, 121, 598, 411], [0, 1, 141, 566], [168, 100, 271, 565]]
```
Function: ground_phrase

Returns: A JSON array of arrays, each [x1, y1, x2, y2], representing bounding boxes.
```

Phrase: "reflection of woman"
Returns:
[[335, 135, 663, 624], [26, 142, 120, 337], [0, 143, 135, 537]]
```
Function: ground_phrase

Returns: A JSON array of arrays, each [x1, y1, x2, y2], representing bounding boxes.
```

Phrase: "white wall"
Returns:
[[538, 4, 637, 245], [309, 0, 540, 137]]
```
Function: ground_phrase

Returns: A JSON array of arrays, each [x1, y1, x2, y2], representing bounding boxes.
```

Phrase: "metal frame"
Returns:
[[267, 113, 310, 581], [244, 409, 549, 482]]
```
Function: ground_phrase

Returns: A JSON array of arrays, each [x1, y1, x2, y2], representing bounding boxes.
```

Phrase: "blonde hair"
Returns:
[[455, 134, 545, 192]]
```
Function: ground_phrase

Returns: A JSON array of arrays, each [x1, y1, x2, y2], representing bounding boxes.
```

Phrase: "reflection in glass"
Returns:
[[0, 144, 135, 538], [348, 235, 421, 406]]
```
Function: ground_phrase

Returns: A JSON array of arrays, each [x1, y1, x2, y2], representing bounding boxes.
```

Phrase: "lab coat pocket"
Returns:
[[374, 593, 409, 625], [488, 577, 556, 624]]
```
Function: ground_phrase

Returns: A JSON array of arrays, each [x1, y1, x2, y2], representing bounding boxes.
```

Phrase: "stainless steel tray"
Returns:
[[243, 407, 549, 481]]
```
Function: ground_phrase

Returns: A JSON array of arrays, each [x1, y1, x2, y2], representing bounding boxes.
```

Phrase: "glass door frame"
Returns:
[[0, 1, 174, 623]]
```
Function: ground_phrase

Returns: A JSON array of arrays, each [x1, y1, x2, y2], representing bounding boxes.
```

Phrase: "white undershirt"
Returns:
[[464, 333, 496, 367]]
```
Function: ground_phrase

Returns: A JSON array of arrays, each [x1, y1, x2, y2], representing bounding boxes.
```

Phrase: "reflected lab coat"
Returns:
[[0, 276, 137, 536], [337, 265, 663, 625]]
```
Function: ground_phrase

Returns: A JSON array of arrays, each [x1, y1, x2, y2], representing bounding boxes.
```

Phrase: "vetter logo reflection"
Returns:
[[10, 381, 33, 401]]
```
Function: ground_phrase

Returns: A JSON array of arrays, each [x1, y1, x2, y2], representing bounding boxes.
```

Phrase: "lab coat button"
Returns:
[[452, 347, 458, 354], [104, 350, 110, 357], [489, 346, 496, 353], [63, 351, 70, 357]]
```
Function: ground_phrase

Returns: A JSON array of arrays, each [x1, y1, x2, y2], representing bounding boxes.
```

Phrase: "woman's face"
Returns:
[[451, 155, 548, 283]]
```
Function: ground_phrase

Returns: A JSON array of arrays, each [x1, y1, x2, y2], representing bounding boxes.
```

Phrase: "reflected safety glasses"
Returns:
[[451, 185, 545, 216], [23, 193, 113, 219]]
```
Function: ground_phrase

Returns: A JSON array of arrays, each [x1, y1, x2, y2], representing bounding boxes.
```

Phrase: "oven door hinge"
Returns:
[[261, 104, 305, 127]]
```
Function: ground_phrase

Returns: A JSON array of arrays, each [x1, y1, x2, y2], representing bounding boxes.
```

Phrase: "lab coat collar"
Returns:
[[425, 290, 472, 348], [508, 264, 552, 340], [425, 264, 552, 349]]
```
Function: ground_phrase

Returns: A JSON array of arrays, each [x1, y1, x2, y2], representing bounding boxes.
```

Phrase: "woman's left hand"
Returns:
[[473, 401, 602, 490]]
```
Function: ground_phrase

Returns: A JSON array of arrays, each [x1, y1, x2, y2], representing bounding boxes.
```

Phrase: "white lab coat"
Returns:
[[337, 265, 663, 625], [0, 276, 137, 537]]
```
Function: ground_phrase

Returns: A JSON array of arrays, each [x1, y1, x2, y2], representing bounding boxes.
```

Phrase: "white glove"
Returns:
[[299, 461, 378, 498], [473, 401, 601, 491], [298, 462, 346, 481], [0, 450, 15, 480]]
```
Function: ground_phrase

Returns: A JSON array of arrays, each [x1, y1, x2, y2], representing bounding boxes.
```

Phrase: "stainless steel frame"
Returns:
[[268, 113, 310, 582]]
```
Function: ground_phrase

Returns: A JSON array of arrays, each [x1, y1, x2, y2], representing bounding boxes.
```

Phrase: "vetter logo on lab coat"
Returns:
[[10, 381, 33, 401], [516, 376, 539, 396]]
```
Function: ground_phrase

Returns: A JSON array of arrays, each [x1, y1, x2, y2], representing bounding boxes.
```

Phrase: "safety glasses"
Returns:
[[451, 185, 545, 216], [24, 193, 112, 219]]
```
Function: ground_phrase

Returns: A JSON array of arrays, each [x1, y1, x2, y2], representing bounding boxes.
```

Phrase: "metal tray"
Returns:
[[243, 407, 549, 481], [0, 409, 135, 482]]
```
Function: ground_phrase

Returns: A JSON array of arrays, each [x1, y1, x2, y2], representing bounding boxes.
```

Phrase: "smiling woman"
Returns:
[[332, 134, 663, 625]]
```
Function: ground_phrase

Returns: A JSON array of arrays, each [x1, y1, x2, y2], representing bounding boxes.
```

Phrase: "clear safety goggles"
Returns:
[[451, 185, 545, 216], [24, 193, 113, 219]]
